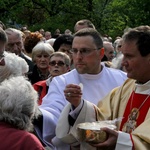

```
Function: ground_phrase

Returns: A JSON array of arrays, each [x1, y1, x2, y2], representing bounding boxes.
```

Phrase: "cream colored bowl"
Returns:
[[76, 121, 116, 144]]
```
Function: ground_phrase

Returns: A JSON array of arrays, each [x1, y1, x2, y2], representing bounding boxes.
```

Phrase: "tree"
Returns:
[[0, 0, 150, 39]]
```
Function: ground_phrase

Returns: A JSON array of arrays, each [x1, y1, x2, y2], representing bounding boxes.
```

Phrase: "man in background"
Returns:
[[74, 19, 95, 32], [5, 28, 34, 73]]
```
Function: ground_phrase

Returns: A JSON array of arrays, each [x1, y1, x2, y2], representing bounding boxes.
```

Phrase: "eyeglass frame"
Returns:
[[70, 47, 102, 56], [49, 60, 67, 67]]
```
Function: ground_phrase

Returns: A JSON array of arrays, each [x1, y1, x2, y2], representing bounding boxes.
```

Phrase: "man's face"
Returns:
[[45, 32, 51, 40], [5, 33, 23, 55], [72, 36, 103, 74], [58, 44, 72, 59], [121, 40, 150, 83], [49, 56, 69, 77], [105, 47, 115, 61]]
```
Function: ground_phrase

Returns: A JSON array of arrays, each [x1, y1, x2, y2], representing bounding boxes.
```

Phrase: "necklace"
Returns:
[[130, 91, 150, 114], [122, 91, 150, 133]]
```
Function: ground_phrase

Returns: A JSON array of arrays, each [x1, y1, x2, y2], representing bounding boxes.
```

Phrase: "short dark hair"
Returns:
[[74, 28, 103, 49], [0, 28, 7, 43], [53, 34, 73, 51], [122, 25, 150, 56]]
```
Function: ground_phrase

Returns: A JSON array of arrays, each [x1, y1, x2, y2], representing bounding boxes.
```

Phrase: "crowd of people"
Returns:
[[0, 19, 150, 150]]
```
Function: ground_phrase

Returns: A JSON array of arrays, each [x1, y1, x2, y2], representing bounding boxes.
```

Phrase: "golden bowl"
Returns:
[[76, 121, 116, 144]]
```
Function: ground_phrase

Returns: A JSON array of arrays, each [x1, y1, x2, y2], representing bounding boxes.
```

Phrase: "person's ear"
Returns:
[[99, 47, 105, 59]]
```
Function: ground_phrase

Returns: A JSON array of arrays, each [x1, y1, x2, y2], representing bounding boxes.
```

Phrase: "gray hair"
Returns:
[[103, 41, 114, 51], [32, 42, 54, 62], [50, 51, 71, 67], [5, 28, 22, 39], [46, 38, 56, 47], [0, 76, 39, 131], [0, 52, 29, 83]]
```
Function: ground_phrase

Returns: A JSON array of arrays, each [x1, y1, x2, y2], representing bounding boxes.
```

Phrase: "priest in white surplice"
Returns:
[[56, 26, 150, 150], [34, 28, 127, 149]]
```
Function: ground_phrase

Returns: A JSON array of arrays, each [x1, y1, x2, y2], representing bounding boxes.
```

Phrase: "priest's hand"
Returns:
[[89, 127, 118, 149], [64, 84, 82, 108]]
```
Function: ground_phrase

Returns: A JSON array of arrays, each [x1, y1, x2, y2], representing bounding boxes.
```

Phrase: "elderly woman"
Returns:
[[33, 52, 71, 105], [0, 76, 45, 150], [0, 52, 29, 82], [28, 42, 54, 84], [0, 51, 51, 149]]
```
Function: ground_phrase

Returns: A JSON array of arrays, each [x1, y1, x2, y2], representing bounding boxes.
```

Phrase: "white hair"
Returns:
[[0, 52, 29, 82], [0, 76, 39, 131], [5, 28, 22, 38], [46, 38, 56, 47], [111, 53, 124, 70], [32, 42, 54, 62]]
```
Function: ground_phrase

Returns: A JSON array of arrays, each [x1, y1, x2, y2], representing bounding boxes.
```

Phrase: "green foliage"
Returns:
[[0, 0, 150, 39]]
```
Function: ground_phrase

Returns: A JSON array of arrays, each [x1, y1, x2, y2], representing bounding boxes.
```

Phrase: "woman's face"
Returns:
[[49, 56, 70, 77], [34, 52, 50, 70]]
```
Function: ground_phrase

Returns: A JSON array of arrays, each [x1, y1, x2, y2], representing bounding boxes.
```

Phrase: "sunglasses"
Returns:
[[49, 61, 65, 66]]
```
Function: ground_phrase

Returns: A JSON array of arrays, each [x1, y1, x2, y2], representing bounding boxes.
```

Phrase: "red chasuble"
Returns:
[[120, 91, 150, 133]]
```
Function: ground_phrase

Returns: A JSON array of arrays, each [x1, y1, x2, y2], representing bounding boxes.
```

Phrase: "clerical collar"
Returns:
[[79, 64, 104, 80], [135, 80, 150, 94]]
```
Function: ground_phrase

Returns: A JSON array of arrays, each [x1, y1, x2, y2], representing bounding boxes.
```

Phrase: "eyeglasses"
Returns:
[[49, 61, 65, 66], [70, 48, 101, 56]]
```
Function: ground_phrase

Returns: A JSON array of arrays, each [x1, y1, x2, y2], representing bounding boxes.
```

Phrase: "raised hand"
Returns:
[[64, 83, 83, 108]]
